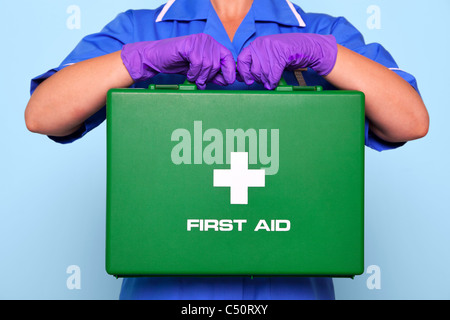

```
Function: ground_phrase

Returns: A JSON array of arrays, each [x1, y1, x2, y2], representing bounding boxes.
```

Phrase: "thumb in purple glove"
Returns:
[[237, 33, 338, 90], [121, 33, 236, 90]]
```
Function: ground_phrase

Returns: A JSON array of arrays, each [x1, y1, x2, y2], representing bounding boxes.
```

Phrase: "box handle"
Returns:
[[148, 69, 322, 92], [148, 83, 197, 91]]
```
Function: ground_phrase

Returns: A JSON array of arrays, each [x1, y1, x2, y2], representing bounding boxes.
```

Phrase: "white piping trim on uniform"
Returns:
[[389, 67, 405, 72], [156, 0, 176, 22], [286, 0, 306, 27]]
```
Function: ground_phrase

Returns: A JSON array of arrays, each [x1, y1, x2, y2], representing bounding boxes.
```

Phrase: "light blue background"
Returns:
[[1, 0, 448, 300]]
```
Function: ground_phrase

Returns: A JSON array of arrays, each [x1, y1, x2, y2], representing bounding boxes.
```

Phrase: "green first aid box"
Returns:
[[105, 80, 365, 278]]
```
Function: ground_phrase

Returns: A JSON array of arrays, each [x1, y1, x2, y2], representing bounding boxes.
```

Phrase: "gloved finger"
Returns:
[[209, 50, 229, 86], [211, 73, 228, 86], [195, 61, 214, 89], [186, 47, 205, 83], [206, 46, 226, 85], [187, 36, 232, 89], [262, 63, 285, 90], [248, 40, 283, 90], [200, 56, 229, 89], [249, 51, 264, 84], [236, 46, 255, 86], [196, 82, 207, 90], [236, 72, 244, 83], [219, 47, 237, 85], [260, 72, 274, 91]]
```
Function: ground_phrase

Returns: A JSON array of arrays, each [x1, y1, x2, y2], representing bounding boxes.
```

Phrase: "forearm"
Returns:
[[325, 45, 429, 143], [25, 51, 134, 137]]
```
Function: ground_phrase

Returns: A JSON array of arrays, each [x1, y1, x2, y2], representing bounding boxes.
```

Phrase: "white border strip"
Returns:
[[156, 0, 176, 22], [286, 0, 306, 27]]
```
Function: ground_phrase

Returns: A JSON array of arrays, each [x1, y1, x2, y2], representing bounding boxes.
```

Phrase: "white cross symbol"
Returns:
[[213, 152, 265, 205]]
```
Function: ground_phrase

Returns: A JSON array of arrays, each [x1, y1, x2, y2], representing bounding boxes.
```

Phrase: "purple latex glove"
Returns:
[[237, 33, 338, 90], [121, 33, 236, 89]]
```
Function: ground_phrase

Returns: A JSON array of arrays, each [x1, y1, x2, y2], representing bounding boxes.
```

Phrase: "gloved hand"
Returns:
[[121, 33, 236, 89], [237, 33, 338, 90]]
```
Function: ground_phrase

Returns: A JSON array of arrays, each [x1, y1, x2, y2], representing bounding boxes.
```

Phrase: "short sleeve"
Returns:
[[330, 17, 420, 151], [30, 10, 135, 144]]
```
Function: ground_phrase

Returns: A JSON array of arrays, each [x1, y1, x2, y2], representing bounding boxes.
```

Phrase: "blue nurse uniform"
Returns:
[[30, 0, 420, 300]]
